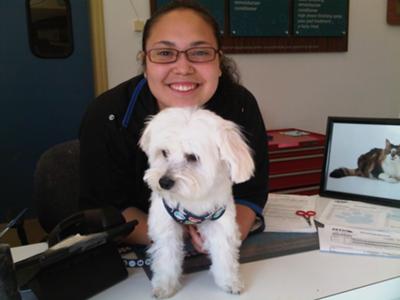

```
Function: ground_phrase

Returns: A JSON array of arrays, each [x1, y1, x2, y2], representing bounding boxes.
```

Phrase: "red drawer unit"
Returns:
[[267, 129, 325, 195]]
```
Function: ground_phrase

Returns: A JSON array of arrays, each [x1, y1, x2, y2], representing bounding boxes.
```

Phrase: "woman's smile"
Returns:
[[168, 82, 199, 93]]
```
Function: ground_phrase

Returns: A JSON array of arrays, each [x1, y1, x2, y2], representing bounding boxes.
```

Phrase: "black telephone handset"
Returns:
[[47, 206, 136, 247], [15, 207, 138, 300]]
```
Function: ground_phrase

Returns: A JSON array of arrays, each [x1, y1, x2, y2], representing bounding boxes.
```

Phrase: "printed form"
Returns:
[[317, 199, 400, 257]]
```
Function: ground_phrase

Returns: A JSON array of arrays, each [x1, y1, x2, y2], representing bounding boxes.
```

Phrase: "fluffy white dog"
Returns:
[[139, 107, 255, 298]]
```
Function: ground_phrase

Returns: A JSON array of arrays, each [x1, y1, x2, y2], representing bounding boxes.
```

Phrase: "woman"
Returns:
[[79, 1, 269, 252]]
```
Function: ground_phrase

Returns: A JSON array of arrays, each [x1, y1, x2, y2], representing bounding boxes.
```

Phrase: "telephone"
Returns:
[[47, 206, 137, 247], [14, 207, 138, 300]]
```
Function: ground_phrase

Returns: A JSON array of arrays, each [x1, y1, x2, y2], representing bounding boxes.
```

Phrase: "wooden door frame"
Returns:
[[89, 0, 108, 96]]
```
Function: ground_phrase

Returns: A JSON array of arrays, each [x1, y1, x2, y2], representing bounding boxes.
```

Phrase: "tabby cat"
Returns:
[[330, 139, 400, 183]]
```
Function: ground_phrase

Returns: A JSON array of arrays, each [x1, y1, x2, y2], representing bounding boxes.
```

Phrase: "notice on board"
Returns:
[[151, 0, 349, 53], [155, 0, 225, 33], [230, 0, 290, 37], [294, 0, 348, 36]]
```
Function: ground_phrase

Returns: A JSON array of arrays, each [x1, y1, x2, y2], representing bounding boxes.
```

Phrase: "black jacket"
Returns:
[[79, 74, 269, 216]]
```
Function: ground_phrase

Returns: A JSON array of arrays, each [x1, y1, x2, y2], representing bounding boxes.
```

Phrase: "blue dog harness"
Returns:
[[163, 199, 226, 225]]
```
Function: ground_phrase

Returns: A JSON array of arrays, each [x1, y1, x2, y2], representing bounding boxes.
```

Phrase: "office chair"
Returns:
[[34, 139, 80, 233]]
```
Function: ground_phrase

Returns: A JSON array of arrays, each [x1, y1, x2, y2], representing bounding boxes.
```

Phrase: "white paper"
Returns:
[[263, 193, 317, 233], [50, 232, 106, 250], [319, 224, 400, 257], [317, 199, 400, 232], [317, 199, 400, 257]]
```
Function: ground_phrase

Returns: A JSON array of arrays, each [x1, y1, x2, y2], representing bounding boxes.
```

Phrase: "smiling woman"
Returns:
[[79, 0, 269, 251], [140, 7, 222, 109]]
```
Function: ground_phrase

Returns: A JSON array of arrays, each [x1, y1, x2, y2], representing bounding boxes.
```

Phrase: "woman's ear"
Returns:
[[218, 51, 223, 77], [137, 51, 147, 72], [136, 51, 145, 62]]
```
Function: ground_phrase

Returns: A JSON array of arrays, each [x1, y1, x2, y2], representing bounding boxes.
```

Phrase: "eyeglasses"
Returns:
[[145, 47, 219, 64]]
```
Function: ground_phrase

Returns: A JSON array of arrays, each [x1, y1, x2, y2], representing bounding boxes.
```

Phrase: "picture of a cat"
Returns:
[[330, 139, 400, 183]]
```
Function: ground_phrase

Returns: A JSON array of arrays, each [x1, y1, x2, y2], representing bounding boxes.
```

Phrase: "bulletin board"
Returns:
[[150, 0, 349, 54], [387, 0, 400, 25]]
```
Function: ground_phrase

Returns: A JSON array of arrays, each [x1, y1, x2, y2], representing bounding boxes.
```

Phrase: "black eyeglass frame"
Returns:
[[144, 47, 220, 64]]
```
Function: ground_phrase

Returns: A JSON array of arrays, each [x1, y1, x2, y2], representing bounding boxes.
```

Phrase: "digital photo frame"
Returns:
[[320, 117, 400, 208]]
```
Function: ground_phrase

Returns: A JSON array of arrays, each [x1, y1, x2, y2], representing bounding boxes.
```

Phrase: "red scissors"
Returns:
[[295, 210, 316, 226]]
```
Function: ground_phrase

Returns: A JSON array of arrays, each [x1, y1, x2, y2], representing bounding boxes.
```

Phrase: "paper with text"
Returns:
[[319, 224, 400, 257], [317, 199, 400, 232], [317, 199, 400, 257], [263, 193, 317, 233]]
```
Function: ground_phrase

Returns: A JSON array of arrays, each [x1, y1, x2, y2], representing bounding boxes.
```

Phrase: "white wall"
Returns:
[[102, 0, 400, 133]]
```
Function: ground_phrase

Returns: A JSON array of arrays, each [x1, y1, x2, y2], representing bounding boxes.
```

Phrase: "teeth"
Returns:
[[170, 84, 196, 92]]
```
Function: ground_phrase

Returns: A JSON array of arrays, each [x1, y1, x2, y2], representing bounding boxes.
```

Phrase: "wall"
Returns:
[[102, 0, 400, 133]]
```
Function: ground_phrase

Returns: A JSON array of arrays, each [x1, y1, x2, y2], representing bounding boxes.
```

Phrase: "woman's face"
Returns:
[[144, 9, 221, 109]]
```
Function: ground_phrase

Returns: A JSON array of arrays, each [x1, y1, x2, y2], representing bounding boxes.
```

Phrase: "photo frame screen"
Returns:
[[320, 117, 400, 208]]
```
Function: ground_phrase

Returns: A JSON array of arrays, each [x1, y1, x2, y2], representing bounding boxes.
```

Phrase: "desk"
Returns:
[[11, 243, 400, 300], [92, 250, 400, 300]]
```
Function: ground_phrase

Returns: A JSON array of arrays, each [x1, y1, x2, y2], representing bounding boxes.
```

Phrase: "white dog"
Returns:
[[139, 107, 255, 298]]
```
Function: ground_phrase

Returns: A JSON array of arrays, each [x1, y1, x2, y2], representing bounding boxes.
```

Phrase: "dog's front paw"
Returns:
[[223, 279, 244, 295], [152, 283, 180, 299], [215, 276, 244, 295]]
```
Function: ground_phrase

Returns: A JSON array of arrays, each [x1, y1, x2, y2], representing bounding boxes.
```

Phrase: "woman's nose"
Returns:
[[172, 53, 194, 74]]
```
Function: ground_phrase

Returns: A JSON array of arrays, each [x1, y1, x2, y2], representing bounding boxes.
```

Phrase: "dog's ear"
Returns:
[[217, 121, 255, 184], [139, 118, 153, 155]]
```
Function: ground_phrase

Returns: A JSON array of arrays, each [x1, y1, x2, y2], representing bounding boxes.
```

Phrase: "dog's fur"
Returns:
[[139, 107, 254, 298]]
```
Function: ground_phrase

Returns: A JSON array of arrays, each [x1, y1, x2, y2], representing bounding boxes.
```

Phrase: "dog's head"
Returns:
[[139, 107, 254, 202]]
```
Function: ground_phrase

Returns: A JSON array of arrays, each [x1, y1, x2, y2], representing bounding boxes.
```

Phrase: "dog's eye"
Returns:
[[161, 150, 168, 158], [185, 153, 198, 162]]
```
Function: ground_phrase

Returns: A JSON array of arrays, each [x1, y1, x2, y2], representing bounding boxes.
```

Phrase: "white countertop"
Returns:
[[92, 249, 400, 300]]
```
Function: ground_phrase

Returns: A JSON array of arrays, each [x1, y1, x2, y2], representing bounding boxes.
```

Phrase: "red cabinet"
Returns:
[[267, 129, 325, 195]]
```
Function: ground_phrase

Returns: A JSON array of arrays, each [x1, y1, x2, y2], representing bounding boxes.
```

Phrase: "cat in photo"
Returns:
[[330, 139, 400, 183]]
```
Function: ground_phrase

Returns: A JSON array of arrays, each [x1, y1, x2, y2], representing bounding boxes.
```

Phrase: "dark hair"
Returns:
[[140, 0, 240, 84]]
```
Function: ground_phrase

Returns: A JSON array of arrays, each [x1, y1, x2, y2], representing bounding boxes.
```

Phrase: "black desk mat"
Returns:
[[141, 232, 319, 278], [184, 232, 319, 273]]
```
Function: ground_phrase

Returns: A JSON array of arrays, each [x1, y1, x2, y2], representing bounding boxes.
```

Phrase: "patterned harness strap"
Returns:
[[162, 199, 226, 225]]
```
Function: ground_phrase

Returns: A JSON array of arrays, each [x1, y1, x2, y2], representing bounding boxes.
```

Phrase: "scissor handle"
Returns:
[[296, 210, 305, 217], [306, 211, 316, 217], [296, 210, 316, 218]]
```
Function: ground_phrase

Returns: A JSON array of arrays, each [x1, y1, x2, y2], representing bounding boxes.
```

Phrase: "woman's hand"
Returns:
[[186, 224, 207, 254], [235, 204, 256, 240], [121, 207, 151, 245], [186, 204, 257, 253]]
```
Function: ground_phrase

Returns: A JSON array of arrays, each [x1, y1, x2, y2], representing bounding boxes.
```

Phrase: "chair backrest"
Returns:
[[34, 139, 80, 233]]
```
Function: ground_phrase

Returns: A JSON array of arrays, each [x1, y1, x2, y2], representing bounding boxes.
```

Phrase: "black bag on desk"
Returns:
[[0, 244, 21, 300], [14, 208, 137, 300]]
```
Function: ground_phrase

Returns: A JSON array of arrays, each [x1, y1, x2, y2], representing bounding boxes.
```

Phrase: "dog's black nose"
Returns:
[[159, 176, 175, 190]]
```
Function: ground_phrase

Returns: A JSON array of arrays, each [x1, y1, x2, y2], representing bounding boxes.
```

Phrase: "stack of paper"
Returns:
[[316, 199, 400, 257], [263, 193, 317, 233]]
